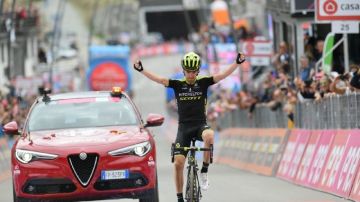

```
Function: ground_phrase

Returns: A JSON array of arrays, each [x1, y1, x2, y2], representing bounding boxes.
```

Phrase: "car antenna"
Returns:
[[42, 88, 52, 103]]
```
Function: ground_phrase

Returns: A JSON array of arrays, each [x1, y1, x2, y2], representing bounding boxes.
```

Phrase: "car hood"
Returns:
[[20, 126, 147, 147]]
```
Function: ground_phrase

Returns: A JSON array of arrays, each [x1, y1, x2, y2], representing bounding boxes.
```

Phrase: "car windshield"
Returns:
[[27, 96, 139, 131]]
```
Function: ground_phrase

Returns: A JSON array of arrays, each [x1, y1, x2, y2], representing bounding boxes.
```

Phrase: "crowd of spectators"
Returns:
[[0, 83, 35, 137], [204, 36, 360, 130]]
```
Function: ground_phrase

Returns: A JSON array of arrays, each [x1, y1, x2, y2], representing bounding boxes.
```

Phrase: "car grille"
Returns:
[[23, 178, 76, 194], [68, 153, 98, 187], [94, 172, 148, 191]]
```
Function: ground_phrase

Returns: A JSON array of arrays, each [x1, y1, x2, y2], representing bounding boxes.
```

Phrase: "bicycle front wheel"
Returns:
[[186, 166, 200, 202]]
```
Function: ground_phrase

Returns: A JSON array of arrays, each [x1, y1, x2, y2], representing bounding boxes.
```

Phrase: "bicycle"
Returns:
[[171, 138, 214, 202]]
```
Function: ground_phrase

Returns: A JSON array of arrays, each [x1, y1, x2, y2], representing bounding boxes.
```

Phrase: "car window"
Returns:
[[27, 97, 138, 131]]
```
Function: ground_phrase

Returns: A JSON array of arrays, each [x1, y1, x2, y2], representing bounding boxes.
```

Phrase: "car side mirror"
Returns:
[[144, 113, 164, 127], [3, 121, 20, 135]]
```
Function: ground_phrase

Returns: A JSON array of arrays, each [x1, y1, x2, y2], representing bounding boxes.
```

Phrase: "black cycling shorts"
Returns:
[[174, 122, 211, 156]]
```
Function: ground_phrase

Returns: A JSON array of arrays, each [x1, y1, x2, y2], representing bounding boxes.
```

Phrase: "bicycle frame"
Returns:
[[171, 139, 213, 202]]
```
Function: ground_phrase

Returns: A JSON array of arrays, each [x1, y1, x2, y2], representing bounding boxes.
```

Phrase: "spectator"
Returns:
[[304, 43, 315, 64], [259, 80, 273, 103], [313, 39, 324, 62], [315, 75, 332, 101], [295, 77, 316, 101], [350, 65, 360, 91], [0, 99, 11, 127], [236, 87, 254, 110], [329, 72, 351, 95], [272, 41, 290, 74], [38, 47, 47, 63], [283, 88, 297, 123], [299, 56, 314, 81], [280, 63, 291, 75], [267, 88, 285, 111], [238, 26, 248, 40], [15, 6, 27, 28]]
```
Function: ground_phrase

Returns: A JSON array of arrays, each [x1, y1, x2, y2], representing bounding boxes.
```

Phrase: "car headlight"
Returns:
[[109, 141, 152, 157], [15, 149, 58, 164]]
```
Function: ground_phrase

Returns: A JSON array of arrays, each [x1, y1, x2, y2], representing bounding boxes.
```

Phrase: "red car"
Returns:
[[4, 87, 164, 202]]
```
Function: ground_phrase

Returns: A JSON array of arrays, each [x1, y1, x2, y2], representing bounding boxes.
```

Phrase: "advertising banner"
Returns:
[[277, 129, 301, 181], [295, 130, 322, 186], [287, 130, 311, 180], [316, 0, 360, 21], [318, 130, 350, 191], [241, 40, 272, 57], [246, 128, 288, 176], [217, 128, 287, 176], [306, 130, 336, 188], [217, 128, 258, 170], [133, 43, 194, 59], [349, 130, 360, 201], [320, 130, 360, 197], [87, 45, 131, 92]]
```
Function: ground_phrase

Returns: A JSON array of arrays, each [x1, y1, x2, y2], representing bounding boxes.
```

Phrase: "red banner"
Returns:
[[295, 130, 323, 185], [218, 127, 360, 201], [336, 130, 360, 197], [350, 130, 360, 201], [317, 130, 350, 192], [306, 130, 335, 188], [319, 130, 360, 197], [277, 129, 310, 181], [277, 129, 300, 180], [288, 130, 311, 179]]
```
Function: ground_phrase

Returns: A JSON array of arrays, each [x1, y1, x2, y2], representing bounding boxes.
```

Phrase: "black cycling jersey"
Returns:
[[167, 76, 215, 123]]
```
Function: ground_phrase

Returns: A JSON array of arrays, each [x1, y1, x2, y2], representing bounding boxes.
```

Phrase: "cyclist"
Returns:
[[133, 51, 245, 202]]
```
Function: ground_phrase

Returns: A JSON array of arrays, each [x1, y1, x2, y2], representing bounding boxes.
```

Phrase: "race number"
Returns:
[[331, 21, 359, 33]]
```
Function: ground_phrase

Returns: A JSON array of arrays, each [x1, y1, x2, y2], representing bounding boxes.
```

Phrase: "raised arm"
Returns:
[[134, 60, 169, 86], [213, 52, 246, 83]]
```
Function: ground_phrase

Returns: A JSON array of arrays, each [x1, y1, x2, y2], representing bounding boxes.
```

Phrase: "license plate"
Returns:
[[101, 169, 129, 180]]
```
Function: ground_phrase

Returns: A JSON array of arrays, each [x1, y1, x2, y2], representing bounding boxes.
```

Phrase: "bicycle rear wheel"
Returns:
[[185, 166, 200, 202]]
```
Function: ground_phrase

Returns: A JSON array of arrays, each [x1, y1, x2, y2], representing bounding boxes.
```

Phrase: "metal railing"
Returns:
[[217, 93, 360, 129], [217, 105, 288, 129], [295, 93, 359, 129]]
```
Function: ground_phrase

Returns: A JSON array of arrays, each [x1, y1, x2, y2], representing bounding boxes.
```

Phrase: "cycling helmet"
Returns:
[[181, 52, 201, 71]]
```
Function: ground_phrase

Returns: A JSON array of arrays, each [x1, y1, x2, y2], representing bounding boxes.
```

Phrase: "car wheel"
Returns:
[[139, 172, 159, 202]]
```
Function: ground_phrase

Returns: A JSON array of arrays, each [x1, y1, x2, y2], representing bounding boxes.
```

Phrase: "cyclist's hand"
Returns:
[[133, 60, 144, 72], [236, 52, 246, 64]]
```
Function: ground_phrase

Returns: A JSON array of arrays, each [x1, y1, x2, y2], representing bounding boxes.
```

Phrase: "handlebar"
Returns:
[[171, 143, 213, 163], [176, 147, 211, 152]]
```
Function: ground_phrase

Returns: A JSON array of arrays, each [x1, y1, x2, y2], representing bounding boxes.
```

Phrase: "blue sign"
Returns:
[[87, 45, 132, 92]]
